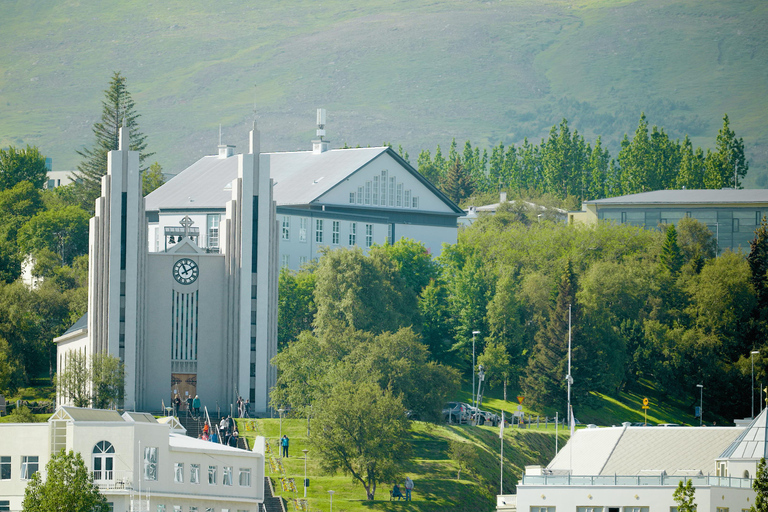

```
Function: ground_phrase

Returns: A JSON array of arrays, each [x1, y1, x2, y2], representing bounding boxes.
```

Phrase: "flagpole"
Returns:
[[499, 411, 505, 494]]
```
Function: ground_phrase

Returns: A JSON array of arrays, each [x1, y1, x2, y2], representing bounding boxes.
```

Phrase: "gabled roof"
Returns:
[[49, 406, 124, 423], [719, 407, 768, 460], [584, 189, 768, 206], [122, 411, 159, 423], [62, 312, 87, 335], [549, 425, 743, 476], [145, 146, 462, 214]]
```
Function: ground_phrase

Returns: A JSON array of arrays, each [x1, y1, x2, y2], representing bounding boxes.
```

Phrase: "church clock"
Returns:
[[173, 258, 199, 285]]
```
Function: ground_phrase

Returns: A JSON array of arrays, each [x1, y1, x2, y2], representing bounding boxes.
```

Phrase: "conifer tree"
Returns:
[[748, 216, 768, 321], [75, 71, 152, 208], [442, 158, 474, 205], [660, 224, 685, 275]]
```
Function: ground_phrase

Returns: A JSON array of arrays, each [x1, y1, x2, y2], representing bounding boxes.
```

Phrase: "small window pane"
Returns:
[[208, 465, 217, 485], [174, 462, 184, 483]]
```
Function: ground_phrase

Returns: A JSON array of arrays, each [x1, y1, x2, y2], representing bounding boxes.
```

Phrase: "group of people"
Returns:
[[172, 393, 201, 418], [391, 476, 414, 501], [236, 396, 250, 418]]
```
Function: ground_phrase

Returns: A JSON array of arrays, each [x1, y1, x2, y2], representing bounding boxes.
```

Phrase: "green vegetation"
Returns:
[[0, 1, 766, 186]]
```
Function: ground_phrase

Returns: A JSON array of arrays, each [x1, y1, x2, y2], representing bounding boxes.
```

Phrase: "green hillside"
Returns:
[[1, 0, 766, 185]]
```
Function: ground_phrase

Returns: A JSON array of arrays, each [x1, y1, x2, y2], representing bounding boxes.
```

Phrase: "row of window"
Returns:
[[0, 455, 38, 481], [173, 462, 251, 487], [157, 507, 249, 512], [347, 170, 420, 209], [281, 218, 375, 247]]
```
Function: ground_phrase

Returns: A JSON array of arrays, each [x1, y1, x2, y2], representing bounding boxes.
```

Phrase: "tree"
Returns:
[[22, 450, 109, 512], [659, 224, 684, 276], [448, 441, 478, 480], [17, 205, 90, 265], [0, 335, 24, 396], [75, 71, 152, 207], [312, 379, 410, 500], [673, 479, 696, 512], [56, 351, 125, 408], [442, 157, 474, 205], [748, 216, 768, 315], [703, 114, 749, 189], [677, 216, 717, 266], [754, 457, 768, 512], [0, 145, 48, 191], [477, 341, 511, 401], [142, 161, 165, 196], [277, 267, 316, 350]]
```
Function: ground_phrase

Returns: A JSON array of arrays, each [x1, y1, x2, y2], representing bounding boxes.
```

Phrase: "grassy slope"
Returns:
[[0, 0, 766, 185], [242, 417, 566, 512]]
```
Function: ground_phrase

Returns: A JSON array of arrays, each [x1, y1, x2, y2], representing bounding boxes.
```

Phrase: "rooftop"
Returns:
[[584, 189, 768, 206]]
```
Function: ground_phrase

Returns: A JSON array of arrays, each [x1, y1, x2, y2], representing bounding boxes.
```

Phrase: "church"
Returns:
[[55, 122, 279, 414]]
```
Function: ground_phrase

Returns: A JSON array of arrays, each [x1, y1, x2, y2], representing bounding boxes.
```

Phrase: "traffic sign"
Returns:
[[642, 398, 649, 407], [517, 396, 525, 404]]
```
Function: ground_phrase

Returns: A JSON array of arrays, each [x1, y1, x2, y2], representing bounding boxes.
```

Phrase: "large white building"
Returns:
[[499, 410, 768, 512], [0, 406, 265, 512], [55, 123, 279, 414], [145, 111, 463, 271]]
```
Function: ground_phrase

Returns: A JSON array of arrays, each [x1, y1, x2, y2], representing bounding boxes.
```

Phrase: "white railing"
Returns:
[[520, 473, 753, 489], [94, 470, 134, 491]]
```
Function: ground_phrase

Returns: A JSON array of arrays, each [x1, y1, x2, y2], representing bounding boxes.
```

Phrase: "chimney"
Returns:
[[312, 108, 330, 154], [218, 145, 236, 159]]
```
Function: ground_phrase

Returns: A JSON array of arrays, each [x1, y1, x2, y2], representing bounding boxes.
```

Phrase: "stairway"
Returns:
[[263, 476, 286, 512]]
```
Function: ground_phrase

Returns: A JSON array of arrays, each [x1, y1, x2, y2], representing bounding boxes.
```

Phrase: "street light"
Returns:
[[302, 449, 309, 498], [472, 330, 480, 410], [753, 351, 760, 419], [278, 407, 285, 447], [697, 384, 704, 426], [329, 490, 335, 512]]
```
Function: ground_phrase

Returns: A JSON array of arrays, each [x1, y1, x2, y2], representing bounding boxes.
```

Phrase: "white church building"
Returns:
[[55, 122, 279, 414], [144, 110, 463, 271]]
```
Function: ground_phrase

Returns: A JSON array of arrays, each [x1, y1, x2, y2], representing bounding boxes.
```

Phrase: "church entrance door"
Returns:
[[171, 374, 197, 413]]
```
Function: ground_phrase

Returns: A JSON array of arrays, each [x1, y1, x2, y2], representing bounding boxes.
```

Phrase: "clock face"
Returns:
[[173, 258, 199, 285]]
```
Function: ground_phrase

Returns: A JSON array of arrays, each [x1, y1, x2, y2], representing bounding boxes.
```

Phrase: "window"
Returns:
[[349, 223, 356, 246], [365, 182, 371, 205], [282, 216, 290, 240], [173, 507, 181, 512], [716, 509, 729, 512], [223, 466, 233, 486], [21, 456, 38, 480], [208, 465, 217, 484], [191, 463, 200, 484], [0, 501, 8, 512], [365, 224, 373, 248], [144, 447, 158, 481], [299, 256, 307, 266], [396, 183, 403, 206], [239, 467, 252, 486], [389, 177, 396, 206], [92, 441, 115, 481], [530, 508, 555, 512], [578, 508, 603, 512], [387, 224, 393, 244], [404, 190, 411, 208], [174, 462, 184, 483], [623, 508, 648, 512], [157, 506, 166, 512], [412, 196, 419, 208], [380, 170, 388, 205], [357, 186, 363, 204], [315, 220, 323, 243], [281, 254, 289, 268], [0, 456, 10, 480], [349, 192, 355, 204], [207, 214, 220, 250], [206, 509, 214, 512], [733, 218, 740, 232], [190, 508, 198, 512], [299, 218, 308, 243], [373, 176, 379, 205], [332, 221, 340, 245]]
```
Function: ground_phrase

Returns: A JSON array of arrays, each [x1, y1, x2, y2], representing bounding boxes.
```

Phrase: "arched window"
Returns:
[[92, 441, 115, 481], [745, 470, 751, 479]]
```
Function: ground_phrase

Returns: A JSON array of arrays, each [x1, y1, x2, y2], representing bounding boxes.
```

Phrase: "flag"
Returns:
[[569, 406, 575, 438], [499, 411, 505, 439]]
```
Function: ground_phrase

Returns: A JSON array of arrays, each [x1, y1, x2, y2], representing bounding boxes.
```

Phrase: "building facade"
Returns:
[[145, 112, 463, 271], [55, 123, 279, 414], [0, 406, 265, 512], [570, 189, 768, 254]]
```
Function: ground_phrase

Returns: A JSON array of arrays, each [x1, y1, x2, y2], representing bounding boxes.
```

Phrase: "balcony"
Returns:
[[93, 470, 134, 491]]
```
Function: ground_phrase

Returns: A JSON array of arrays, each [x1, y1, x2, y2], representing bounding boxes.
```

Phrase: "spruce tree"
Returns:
[[660, 224, 685, 275], [75, 71, 152, 208]]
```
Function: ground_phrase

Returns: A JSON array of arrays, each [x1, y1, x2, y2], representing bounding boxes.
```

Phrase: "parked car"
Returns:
[[442, 402, 470, 424]]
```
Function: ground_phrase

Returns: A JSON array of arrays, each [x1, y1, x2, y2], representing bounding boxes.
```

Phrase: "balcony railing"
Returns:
[[520, 474, 754, 490], [93, 470, 134, 491]]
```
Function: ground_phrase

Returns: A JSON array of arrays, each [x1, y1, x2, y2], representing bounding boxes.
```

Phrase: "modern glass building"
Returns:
[[570, 189, 768, 253]]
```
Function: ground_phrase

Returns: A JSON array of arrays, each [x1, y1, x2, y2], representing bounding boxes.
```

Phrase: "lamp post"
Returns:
[[753, 351, 760, 418], [697, 384, 704, 426], [278, 407, 285, 445], [329, 490, 334, 512], [302, 449, 309, 498], [472, 330, 480, 410]]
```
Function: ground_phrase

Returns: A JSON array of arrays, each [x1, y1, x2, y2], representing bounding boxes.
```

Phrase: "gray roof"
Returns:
[[62, 312, 87, 335], [719, 407, 768, 460], [549, 425, 744, 476], [52, 406, 125, 423], [585, 189, 768, 206], [145, 146, 462, 213], [122, 411, 159, 423]]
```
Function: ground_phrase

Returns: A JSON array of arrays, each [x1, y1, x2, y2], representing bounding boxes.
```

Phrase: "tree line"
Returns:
[[414, 113, 748, 206], [278, 210, 768, 425]]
